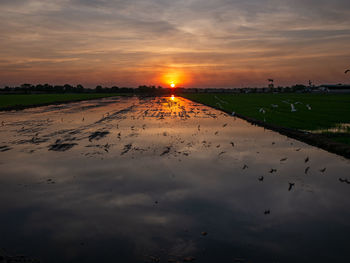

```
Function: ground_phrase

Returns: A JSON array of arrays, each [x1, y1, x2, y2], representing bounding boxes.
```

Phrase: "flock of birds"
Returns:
[[2, 97, 348, 221]]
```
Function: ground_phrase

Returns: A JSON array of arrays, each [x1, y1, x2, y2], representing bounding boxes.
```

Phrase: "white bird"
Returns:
[[306, 104, 312, 110], [259, 108, 266, 114], [291, 104, 297, 112], [271, 104, 278, 108], [295, 101, 302, 105]]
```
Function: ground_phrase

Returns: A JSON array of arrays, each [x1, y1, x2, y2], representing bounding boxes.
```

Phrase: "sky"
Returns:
[[1, 0, 350, 88]]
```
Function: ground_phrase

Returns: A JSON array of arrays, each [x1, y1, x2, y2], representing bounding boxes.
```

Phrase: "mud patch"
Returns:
[[0, 250, 40, 263], [0, 145, 12, 152], [49, 140, 78, 151], [88, 131, 110, 142], [160, 146, 172, 156], [121, 143, 132, 155]]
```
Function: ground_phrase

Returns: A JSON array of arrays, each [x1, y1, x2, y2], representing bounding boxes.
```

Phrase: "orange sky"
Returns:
[[1, 0, 350, 88]]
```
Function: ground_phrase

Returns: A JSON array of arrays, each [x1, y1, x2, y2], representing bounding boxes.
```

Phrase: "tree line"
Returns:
[[0, 84, 172, 94]]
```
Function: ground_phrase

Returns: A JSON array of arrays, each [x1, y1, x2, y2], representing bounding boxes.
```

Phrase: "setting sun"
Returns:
[[170, 83, 175, 88]]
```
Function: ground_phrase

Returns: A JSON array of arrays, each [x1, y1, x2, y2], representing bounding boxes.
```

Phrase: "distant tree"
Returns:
[[76, 84, 84, 93], [96, 85, 103, 93], [111, 86, 119, 93]]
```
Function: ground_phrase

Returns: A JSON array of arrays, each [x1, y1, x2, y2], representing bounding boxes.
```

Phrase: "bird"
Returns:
[[223, 123, 228, 127], [269, 168, 277, 173], [280, 157, 288, 162], [291, 104, 297, 112], [197, 125, 200, 131], [215, 131, 219, 135], [296, 148, 301, 151], [339, 178, 346, 183], [258, 176, 264, 181], [305, 167, 310, 174], [305, 157, 309, 163], [345, 69, 350, 74], [320, 168, 326, 173], [230, 142, 235, 147], [242, 164, 248, 170], [306, 104, 312, 110], [288, 183, 295, 191], [264, 210, 270, 215]]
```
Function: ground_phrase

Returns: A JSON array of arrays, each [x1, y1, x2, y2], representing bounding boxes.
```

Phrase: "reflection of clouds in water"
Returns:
[[0, 96, 350, 262]]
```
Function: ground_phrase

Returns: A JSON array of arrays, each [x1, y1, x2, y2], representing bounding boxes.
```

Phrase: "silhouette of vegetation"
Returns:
[[0, 83, 174, 95]]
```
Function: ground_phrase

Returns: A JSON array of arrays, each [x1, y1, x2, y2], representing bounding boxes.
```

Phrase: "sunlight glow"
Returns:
[[161, 70, 188, 87], [171, 95, 175, 100]]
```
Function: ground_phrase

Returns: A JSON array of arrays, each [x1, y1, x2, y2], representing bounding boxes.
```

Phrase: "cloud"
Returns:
[[0, 0, 350, 87]]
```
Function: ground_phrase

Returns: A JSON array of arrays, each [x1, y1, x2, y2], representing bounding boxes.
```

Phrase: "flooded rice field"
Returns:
[[1, 96, 350, 262]]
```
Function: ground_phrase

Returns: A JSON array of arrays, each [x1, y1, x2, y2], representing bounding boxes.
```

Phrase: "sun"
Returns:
[[170, 83, 176, 88]]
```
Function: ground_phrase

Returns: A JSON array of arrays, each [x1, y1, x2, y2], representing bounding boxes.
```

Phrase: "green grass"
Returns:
[[181, 93, 350, 144], [0, 93, 129, 109]]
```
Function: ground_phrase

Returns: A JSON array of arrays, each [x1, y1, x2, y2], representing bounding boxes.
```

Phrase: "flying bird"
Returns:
[[269, 168, 277, 173], [305, 157, 309, 163], [242, 164, 248, 170], [305, 167, 310, 174], [230, 142, 235, 147], [258, 176, 264, 181], [345, 69, 350, 74], [264, 210, 271, 215], [288, 183, 295, 191], [320, 168, 326, 173], [280, 157, 288, 162]]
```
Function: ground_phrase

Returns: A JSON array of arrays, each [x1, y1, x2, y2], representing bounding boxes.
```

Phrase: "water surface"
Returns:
[[1, 96, 350, 262]]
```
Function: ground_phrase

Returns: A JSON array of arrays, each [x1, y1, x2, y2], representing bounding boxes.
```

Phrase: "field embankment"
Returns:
[[181, 93, 350, 158], [0, 94, 130, 111]]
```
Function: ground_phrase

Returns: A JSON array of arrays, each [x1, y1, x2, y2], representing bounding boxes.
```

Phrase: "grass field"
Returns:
[[0, 93, 128, 109], [181, 93, 350, 144]]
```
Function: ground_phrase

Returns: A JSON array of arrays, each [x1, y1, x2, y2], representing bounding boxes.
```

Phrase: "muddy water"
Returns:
[[0, 96, 350, 263]]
